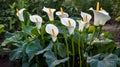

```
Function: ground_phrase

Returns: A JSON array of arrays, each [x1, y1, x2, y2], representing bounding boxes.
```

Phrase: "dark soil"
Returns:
[[0, 50, 21, 67]]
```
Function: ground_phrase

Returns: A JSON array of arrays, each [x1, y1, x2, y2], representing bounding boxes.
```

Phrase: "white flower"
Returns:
[[81, 11, 92, 23], [56, 7, 69, 19], [45, 24, 59, 42], [29, 15, 42, 29], [77, 20, 86, 32], [16, 8, 25, 21], [81, 12, 92, 28], [42, 7, 56, 21], [61, 18, 76, 35], [89, 2, 111, 26]]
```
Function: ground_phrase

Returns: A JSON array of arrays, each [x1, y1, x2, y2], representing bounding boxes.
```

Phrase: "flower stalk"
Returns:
[[71, 35, 75, 67], [64, 27, 70, 67], [78, 32, 82, 67]]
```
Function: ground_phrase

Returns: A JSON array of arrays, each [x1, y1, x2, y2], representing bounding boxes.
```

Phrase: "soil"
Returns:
[[0, 50, 21, 67]]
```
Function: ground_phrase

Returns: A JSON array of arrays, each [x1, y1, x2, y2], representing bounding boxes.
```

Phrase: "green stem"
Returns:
[[64, 28, 70, 67], [50, 20, 54, 24], [63, 64, 65, 67], [54, 39, 59, 58], [26, 20, 30, 27], [89, 27, 96, 56], [90, 28, 95, 45], [98, 26, 102, 38], [86, 63, 89, 67], [71, 36, 75, 67], [78, 32, 82, 67], [81, 32, 85, 50], [21, 21, 25, 30], [85, 28, 89, 43], [83, 27, 87, 42], [41, 27, 44, 42], [36, 56, 39, 66], [9, 17, 12, 30], [10, 23, 12, 30], [54, 43, 57, 57]]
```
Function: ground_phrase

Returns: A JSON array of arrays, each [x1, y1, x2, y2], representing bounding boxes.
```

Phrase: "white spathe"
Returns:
[[16, 8, 25, 21], [81, 12, 92, 28], [77, 20, 86, 32], [45, 24, 59, 42], [56, 11, 69, 19], [81, 11, 92, 22], [42, 7, 56, 21], [61, 18, 76, 35], [89, 8, 111, 26], [29, 15, 42, 29]]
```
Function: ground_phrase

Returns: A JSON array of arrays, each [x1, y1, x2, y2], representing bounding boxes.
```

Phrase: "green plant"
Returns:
[[1, 1, 120, 67], [0, 24, 5, 45], [111, 0, 120, 17], [115, 16, 120, 23], [0, 24, 5, 34]]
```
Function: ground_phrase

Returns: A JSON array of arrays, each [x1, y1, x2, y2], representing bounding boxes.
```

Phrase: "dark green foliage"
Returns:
[[0, 0, 120, 67]]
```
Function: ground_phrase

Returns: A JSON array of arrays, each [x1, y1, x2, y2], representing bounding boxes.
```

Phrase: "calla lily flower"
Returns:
[[56, 7, 69, 19], [16, 8, 25, 21], [45, 24, 59, 42], [77, 20, 86, 32], [81, 12, 92, 23], [81, 12, 92, 28], [29, 15, 42, 29], [89, 2, 111, 26], [61, 18, 76, 35], [42, 7, 56, 21]]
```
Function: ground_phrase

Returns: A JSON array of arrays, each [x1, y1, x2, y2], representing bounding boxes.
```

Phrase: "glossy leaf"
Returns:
[[9, 48, 23, 61], [56, 43, 67, 58], [9, 42, 25, 61], [23, 26, 33, 35], [87, 53, 118, 67], [26, 39, 43, 62], [114, 48, 120, 57], [35, 41, 53, 55], [44, 50, 69, 67], [1, 32, 23, 46]]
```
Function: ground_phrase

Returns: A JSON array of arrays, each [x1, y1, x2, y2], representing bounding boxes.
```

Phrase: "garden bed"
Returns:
[[0, 0, 120, 67], [0, 23, 120, 67]]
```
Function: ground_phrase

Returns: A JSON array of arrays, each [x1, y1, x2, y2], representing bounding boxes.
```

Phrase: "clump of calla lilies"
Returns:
[[16, 2, 113, 67], [16, 2, 110, 42]]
